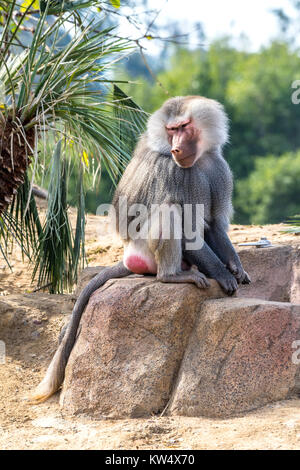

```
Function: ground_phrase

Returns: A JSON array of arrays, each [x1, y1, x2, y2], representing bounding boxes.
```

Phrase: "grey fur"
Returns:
[[113, 132, 249, 292], [30, 96, 249, 403]]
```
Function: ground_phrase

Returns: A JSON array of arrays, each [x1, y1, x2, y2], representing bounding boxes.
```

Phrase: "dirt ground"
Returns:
[[0, 208, 300, 450]]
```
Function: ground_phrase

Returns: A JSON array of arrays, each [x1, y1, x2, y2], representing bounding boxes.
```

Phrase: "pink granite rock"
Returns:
[[60, 276, 225, 418], [60, 267, 300, 419], [168, 298, 300, 418]]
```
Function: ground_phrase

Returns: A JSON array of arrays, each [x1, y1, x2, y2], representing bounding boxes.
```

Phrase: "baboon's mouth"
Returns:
[[173, 153, 196, 168]]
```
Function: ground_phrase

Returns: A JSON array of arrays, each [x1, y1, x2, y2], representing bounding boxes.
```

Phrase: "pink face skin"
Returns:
[[166, 119, 201, 168]]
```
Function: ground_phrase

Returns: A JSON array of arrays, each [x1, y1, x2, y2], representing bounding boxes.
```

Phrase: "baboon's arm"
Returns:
[[205, 222, 251, 285]]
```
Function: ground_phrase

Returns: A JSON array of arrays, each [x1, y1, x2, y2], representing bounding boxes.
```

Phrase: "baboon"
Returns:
[[30, 95, 250, 403]]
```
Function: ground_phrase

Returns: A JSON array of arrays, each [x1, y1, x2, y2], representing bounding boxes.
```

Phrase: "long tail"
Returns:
[[29, 262, 131, 403]]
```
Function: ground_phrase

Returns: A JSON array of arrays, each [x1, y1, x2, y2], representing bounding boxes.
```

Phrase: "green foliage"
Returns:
[[110, 0, 120, 8], [227, 42, 300, 177], [32, 141, 81, 293], [0, 1, 147, 292], [0, 173, 42, 263], [39, 0, 95, 14], [120, 39, 300, 224], [235, 151, 300, 224], [123, 40, 300, 176]]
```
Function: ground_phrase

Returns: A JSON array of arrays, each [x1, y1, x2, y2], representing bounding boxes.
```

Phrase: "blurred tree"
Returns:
[[119, 39, 300, 224], [227, 42, 300, 178], [272, 8, 291, 34], [235, 151, 300, 224], [122, 40, 300, 178]]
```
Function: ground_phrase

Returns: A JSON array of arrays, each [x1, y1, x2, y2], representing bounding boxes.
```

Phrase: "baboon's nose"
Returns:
[[171, 147, 183, 157]]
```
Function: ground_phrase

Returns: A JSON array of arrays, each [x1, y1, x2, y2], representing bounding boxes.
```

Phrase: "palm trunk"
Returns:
[[0, 119, 35, 214]]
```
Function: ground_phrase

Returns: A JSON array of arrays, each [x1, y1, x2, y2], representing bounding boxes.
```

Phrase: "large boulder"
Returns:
[[60, 276, 300, 419], [238, 245, 300, 303], [60, 277, 226, 418], [168, 298, 300, 418]]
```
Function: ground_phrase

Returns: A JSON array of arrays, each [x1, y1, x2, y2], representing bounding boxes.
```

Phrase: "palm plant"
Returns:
[[0, 0, 147, 292]]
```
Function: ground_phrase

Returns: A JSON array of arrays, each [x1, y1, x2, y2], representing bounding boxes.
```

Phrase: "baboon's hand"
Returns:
[[189, 265, 211, 288], [227, 260, 251, 285], [215, 269, 238, 296]]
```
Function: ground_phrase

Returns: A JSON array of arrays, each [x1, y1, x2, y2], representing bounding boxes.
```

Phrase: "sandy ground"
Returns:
[[0, 206, 300, 450]]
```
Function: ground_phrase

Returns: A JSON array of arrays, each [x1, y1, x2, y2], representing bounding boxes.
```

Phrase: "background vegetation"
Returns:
[[1, 0, 300, 293], [0, 0, 147, 292], [29, 1, 300, 226], [119, 38, 300, 224]]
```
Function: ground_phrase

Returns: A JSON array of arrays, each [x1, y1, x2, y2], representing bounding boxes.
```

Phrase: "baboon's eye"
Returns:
[[181, 121, 191, 128]]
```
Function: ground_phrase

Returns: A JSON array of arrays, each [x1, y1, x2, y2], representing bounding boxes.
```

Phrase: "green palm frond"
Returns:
[[0, 173, 42, 261], [0, 3, 139, 179], [113, 84, 148, 150], [72, 160, 86, 279], [40, 0, 95, 14], [32, 140, 78, 293], [0, 2, 147, 292], [112, 84, 148, 182]]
